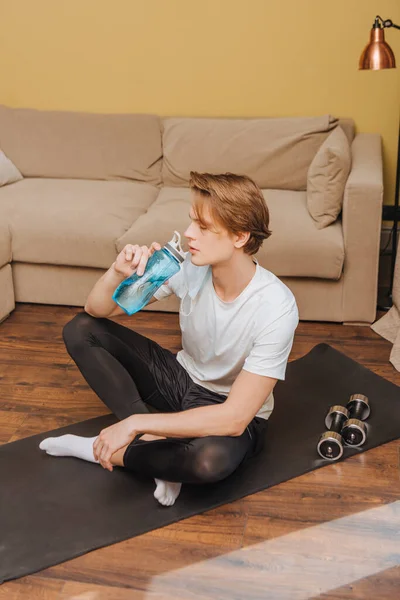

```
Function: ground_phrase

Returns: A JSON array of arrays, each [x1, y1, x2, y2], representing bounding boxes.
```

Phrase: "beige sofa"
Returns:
[[0, 105, 383, 325]]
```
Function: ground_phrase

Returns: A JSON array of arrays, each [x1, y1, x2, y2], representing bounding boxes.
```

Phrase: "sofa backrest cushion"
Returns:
[[1, 178, 159, 269], [0, 105, 162, 185], [162, 115, 355, 190], [116, 186, 345, 280]]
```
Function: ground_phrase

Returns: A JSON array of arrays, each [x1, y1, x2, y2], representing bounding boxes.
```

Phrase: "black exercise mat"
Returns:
[[1, 343, 399, 583]]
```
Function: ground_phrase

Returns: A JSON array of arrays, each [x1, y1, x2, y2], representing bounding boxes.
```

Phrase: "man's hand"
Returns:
[[93, 418, 137, 471], [113, 242, 161, 278]]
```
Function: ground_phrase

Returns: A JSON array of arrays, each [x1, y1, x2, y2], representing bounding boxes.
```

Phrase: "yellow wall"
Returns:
[[0, 0, 400, 204]]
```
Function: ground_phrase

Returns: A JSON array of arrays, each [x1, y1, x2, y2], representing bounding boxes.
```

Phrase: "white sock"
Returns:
[[39, 434, 99, 463], [154, 478, 182, 507], [39, 434, 182, 506]]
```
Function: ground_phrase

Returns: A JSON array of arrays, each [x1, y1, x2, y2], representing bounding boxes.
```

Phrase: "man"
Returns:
[[39, 172, 299, 507]]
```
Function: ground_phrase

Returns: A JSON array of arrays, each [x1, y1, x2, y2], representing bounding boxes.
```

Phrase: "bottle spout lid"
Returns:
[[164, 230, 185, 263]]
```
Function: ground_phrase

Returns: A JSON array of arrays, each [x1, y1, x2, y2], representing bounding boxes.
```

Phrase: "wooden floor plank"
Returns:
[[0, 575, 64, 600], [315, 565, 400, 599], [8, 413, 90, 442], [0, 303, 399, 599], [58, 580, 152, 599], [0, 410, 29, 443]]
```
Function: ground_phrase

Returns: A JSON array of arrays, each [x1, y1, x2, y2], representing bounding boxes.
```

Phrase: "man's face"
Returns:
[[183, 195, 236, 266]]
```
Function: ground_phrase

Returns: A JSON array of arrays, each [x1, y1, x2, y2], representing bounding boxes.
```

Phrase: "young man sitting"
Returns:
[[39, 172, 299, 507]]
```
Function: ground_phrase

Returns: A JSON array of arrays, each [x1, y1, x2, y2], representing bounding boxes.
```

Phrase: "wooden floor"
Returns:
[[0, 303, 399, 600]]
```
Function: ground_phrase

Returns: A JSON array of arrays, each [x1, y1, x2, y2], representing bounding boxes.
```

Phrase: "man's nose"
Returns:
[[184, 222, 194, 239]]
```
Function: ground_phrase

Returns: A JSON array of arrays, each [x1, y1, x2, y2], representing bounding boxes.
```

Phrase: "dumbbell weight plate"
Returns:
[[317, 431, 344, 460], [324, 405, 349, 430], [341, 418, 367, 447]]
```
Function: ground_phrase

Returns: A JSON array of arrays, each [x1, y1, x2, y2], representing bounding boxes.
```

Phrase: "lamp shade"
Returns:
[[359, 26, 396, 70]]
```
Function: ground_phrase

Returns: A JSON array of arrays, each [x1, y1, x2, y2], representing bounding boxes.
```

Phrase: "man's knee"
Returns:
[[192, 443, 236, 484], [62, 312, 97, 350]]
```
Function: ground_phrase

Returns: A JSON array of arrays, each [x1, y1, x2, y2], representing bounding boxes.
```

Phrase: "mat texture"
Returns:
[[1, 343, 399, 583]]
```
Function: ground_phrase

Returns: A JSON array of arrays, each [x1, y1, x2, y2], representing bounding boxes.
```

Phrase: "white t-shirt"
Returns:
[[154, 254, 299, 420]]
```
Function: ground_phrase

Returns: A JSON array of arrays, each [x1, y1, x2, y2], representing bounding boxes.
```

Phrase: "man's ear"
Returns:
[[234, 231, 250, 249]]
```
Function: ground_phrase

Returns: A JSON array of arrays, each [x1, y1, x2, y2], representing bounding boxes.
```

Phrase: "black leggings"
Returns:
[[62, 312, 268, 485]]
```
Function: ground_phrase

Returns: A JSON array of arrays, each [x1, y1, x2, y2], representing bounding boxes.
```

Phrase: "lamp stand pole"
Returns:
[[379, 122, 400, 311], [390, 122, 400, 294], [368, 17, 400, 311]]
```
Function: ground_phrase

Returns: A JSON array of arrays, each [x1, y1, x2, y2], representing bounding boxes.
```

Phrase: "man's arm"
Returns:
[[94, 371, 277, 470], [126, 369, 277, 439], [85, 243, 165, 318], [124, 303, 298, 439]]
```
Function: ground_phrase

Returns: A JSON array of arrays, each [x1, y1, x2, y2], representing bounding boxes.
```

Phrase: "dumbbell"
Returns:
[[317, 405, 349, 461], [341, 393, 370, 447]]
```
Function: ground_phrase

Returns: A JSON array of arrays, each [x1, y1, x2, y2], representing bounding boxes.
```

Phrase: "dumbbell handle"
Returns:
[[330, 413, 345, 433], [349, 403, 363, 420], [347, 394, 370, 421], [325, 405, 349, 431]]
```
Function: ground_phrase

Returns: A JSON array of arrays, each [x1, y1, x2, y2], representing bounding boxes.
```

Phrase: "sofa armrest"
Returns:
[[0, 224, 15, 323], [342, 132, 383, 323]]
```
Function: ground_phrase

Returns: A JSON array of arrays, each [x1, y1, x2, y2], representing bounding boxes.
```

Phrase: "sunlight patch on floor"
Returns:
[[145, 500, 400, 599]]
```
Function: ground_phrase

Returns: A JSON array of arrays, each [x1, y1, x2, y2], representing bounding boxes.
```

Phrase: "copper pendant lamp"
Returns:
[[359, 17, 397, 70], [359, 16, 399, 309]]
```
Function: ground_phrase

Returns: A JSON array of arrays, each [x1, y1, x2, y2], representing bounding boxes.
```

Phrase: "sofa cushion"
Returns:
[[0, 178, 159, 269], [0, 105, 162, 185], [117, 187, 344, 280], [307, 126, 352, 229], [116, 187, 192, 252], [0, 150, 23, 187], [0, 223, 11, 268], [260, 190, 344, 279], [162, 116, 355, 191]]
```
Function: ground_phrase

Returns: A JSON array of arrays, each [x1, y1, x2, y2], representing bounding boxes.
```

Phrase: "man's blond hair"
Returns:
[[189, 172, 272, 255]]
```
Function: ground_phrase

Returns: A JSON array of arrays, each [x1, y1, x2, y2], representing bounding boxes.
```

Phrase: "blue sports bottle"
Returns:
[[112, 231, 185, 315]]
